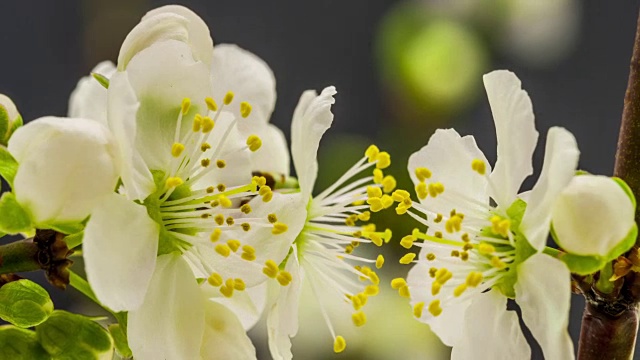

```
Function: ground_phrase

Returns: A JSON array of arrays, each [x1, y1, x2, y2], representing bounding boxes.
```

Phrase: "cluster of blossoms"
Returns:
[[0, 4, 637, 360]]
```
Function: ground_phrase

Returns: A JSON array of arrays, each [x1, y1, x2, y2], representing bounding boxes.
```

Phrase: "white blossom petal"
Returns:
[[238, 122, 290, 178], [68, 61, 116, 126], [407, 128, 491, 220], [521, 127, 579, 251], [8, 117, 120, 224], [0, 93, 19, 122], [200, 301, 256, 360], [212, 44, 277, 123], [83, 193, 159, 312], [128, 254, 205, 360], [290, 87, 336, 198], [516, 253, 574, 360], [451, 290, 530, 360], [484, 70, 538, 208], [210, 282, 268, 331], [552, 175, 636, 256]]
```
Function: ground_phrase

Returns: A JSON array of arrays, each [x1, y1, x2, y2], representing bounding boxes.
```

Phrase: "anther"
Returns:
[[181, 98, 191, 115], [428, 300, 442, 317], [205, 97, 218, 112], [367, 186, 383, 199], [471, 159, 486, 175], [217, 184, 226, 192], [216, 160, 226, 168], [334, 336, 347, 354], [426, 253, 436, 261], [201, 142, 212, 152], [241, 204, 252, 214], [226, 217, 234, 226], [376, 152, 391, 169], [200, 158, 210, 167], [227, 239, 241, 252], [352, 312, 367, 327], [400, 235, 416, 249], [192, 114, 202, 132], [382, 175, 396, 193], [376, 254, 385, 269], [241, 223, 251, 232], [415, 167, 432, 182], [240, 101, 252, 118], [223, 91, 235, 105], [165, 177, 183, 188], [233, 279, 246, 291], [171, 143, 185, 158], [365, 145, 380, 162], [207, 273, 223, 287], [413, 302, 425, 318], [263, 260, 279, 278], [277, 271, 293, 286], [219, 195, 232, 208], [210, 229, 222, 243], [214, 214, 225, 226], [267, 213, 278, 223], [373, 169, 384, 184], [272, 222, 288, 235], [202, 116, 215, 133], [215, 244, 231, 257], [246, 135, 262, 152]]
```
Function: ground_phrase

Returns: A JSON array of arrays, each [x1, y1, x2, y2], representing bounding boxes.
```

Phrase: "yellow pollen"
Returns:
[[240, 204, 252, 214], [462, 233, 470, 242], [398, 285, 411, 298], [165, 177, 183, 188], [451, 250, 460, 257], [428, 300, 442, 317], [240, 101, 252, 118], [431, 282, 442, 296], [201, 158, 210, 167], [381, 194, 394, 209], [215, 244, 231, 257], [226, 217, 235, 226], [345, 214, 358, 226], [219, 282, 234, 298], [181, 97, 191, 115], [491, 256, 507, 269], [466, 271, 484, 287], [382, 175, 397, 193], [365, 285, 379, 296], [415, 167, 432, 182], [460, 252, 469, 261], [217, 184, 226, 192], [334, 336, 346, 354], [478, 243, 496, 255], [201, 142, 211, 152], [365, 145, 380, 162], [263, 260, 279, 278], [223, 91, 234, 105], [367, 186, 383, 199], [392, 190, 411, 202], [415, 182, 428, 200], [471, 158, 486, 175], [345, 245, 354, 254], [369, 233, 383, 247], [241, 223, 251, 232], [428, 182, 445, 197], [267, 213, 278, 224], [272, 222, 288, 235], [206, 186, 215, 193], [192, 115, 202, 132], [214, 214, 225, 226], [445, 215, 462, 233], [391, 278, 407, 289], [216, 159, 226, 168], [246, 135, 262, 152], [227, 239, 241, 252], [358, 211, 371, 221], [434, 213, 443, 223], [376, 152, 391, 169], [207, 273, 223, 287], [205, 96, 218, 112], [277, 271, 293, 286], [242, 244, 255, 254], [396, 203, 411, 215], [435, 268, 453, 284], [367, 197, 383, 212], [400, 235, 416, 249], [171, 143, 185, 157], [434, 231, 443, 238], [373, 168, 383, 184], [369, 272, 380, 285], [413, 302, 425, 318], [426, 253, 436, 261], [252, 176, 267, 187], [352, 312, 367, 327], [233, 279, 246, 291], [209, 229, 222, 243], [453, 283, 468, 297], [429, 268, 437, 278], [218, 195, 232, 208], [202, 116, 215, 133]]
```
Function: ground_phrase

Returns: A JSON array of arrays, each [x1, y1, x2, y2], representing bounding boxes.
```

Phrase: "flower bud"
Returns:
[[551, 175, 636, 257], [0, 94, 22, 146]]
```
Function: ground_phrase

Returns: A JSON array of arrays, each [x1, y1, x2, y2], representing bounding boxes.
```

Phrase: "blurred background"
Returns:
[[0, 0, 638, 359]]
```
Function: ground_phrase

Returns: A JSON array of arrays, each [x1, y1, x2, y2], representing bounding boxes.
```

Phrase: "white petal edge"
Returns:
[[83, 193, 159, 312], [290, 87, 337, 198], [515, 253, 575, 360], [451, 289, 530, 360], [484, 70, 538, 209], [210, 282, 268, 331], [128, 254, 205, 360], [0, 93, 19, 121], [68, 61, 116, 126], [520, 126, 579, 251], [200, 301, 257, 360]]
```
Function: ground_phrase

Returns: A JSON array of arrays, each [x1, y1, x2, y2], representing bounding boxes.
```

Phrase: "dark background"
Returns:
[[1, 1, 638, 359]]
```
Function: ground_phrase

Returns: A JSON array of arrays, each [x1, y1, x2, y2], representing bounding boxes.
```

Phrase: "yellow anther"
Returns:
[[369, 233, 383, 247], [246, 135, 262, 152], [267, 213, 278, 224], [454, 283, 468, 297], [206, 186, 215, 193], [376, 254, 385, 269], [205, 96, 218, 112], [181, 97, 191, 115], [201, 142, 211, 152], [215, 244, 231, 257], [373, 168, 384, 184], [223, 91, 234, 105], [381, 194, 394, 209], [192, 115, 202, 132], [413, 302, 425, 318], [352, 311, 367, 327], [226, 217, 235, 226], [466, 271, 484, 287], [391, 190, 409, 203], [491, 256, 507, 269], [171, 143, 185, 158], [376, 152, 391, 169], [428, 300, 442, 317], [240, 204, 252, 214], [445, 215, 462, 233], [367, 186, 383, 199], [353, 293, 368, 310], [462, 233, 470, 242], [382, 175, 397, 193], [358, 211, 371, 221], [478, 243, 496, 255], [451, 250, 460, 257], [217, 184, 226, 192], [345, 245, 354, 254], [201, 158, 211, 167], [231, 278, 246, 291], [365, 145, 380, 162], [210, 229, 222, 243], [263, 260, 279, 278], [334, 336, 346, 354], [369, 272, 380, 285], [426, 253, 436, 261], [497, 219, 511, 237], [391, 278, 407, 289], [207, 273, 223, 287], [214, 214, 225, 226], [218, 195, 232, 208], [367, 197, 383, 212], [415, 167, 432, 182], [362, 224, 376, 232], [433, 214, 443, 223], [240, 101, 252, 118], [345, 214, 358, 227], [227, 239, 241, 252], [165, 177, 183, 188], [219, 283, 234, 298], [383, 228, 393, 243], [429, 268, 438, 278], [435, 268, 453, 284], [202, 116, 215, 133], [241, 252, 256, 262], [471, 158, 486, 175], [272, 222, 288, 235], [365, 285, 379, 296], [431, 281, 442, 296], [242, 244, 255, 255], [252, 176, 267, 187], [415, 182, 428, 200], [428, 182, 445, 197], [216, 159, 226, 168], [400, 235, 416, 249], [396, 203, 410, 215], [463, 243, 473, 251], [434, 231, 443, 238], [241, 223, 251, 232], [398, 285, 411, 298], [277, 271, 293, 286], [352, 200, 365, 206], [461, 252, 469, 261]]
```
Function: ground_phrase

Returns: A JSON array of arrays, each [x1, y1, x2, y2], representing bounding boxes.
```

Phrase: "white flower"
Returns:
[[551, 174, 636, 257], [68, 61, 116, 127], [404, 70, 579, 359], [75, 5, 292, 359], [240, 86, 395, 359], [8, 116, 119, 228], [0, 93, 22, 145]]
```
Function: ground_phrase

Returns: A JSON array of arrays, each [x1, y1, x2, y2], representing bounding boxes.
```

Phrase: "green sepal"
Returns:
[[8, 114, 23, 139], [0, 280, 54, 328], [108, 324, 132, 358], [0, 107, 8, 146], [47, 221, 85, 236], [36, 310, 113, 359], [64, 231, 84, 249], [575, 169, 591, 176], [91, 73, 109, 89], [0, 326, 49, 360], [0, 146, 18, 187], [612, 177, 636, 210], [0, 192, 33, 234]]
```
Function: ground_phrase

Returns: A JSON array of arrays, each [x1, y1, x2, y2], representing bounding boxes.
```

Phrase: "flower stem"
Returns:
[[0, 238, 40, 274]]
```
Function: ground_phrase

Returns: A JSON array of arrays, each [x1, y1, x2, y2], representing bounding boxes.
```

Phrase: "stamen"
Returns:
[[334, 336, 346, 354], [240, 101, 252, 118], [223, 91, 234, 105], [415, 167, 432, 182], [246, 135, 262, 152], [171, 143, 185, 158]]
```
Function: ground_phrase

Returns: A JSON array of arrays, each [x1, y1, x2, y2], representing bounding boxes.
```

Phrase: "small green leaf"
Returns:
[[0, 326, 49, 360], [0, 106, 9, 145], [91, 73, 109, 89], [557, 252, 605, 276], [0, 192, 32, 234], [108, 324, 132, 358], [604, 224, 638, 263], [0, 280, 54, 328], [36, 310, 113, 360], [0, 146, 18, 187]]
